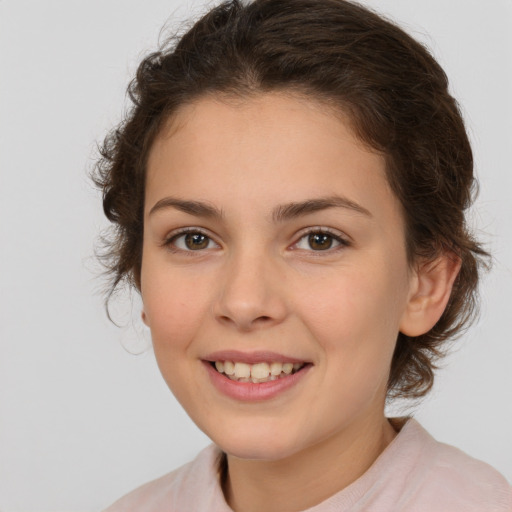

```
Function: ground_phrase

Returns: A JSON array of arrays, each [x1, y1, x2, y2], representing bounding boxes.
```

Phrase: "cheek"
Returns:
[[141, 268, 213, 404], [297, 262, 408, 363], [141, 264, 212, 352], [294, 266, 408, 427]]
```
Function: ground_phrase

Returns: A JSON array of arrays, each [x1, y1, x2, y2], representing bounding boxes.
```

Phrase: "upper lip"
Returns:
[[203, 350, 308, 364]]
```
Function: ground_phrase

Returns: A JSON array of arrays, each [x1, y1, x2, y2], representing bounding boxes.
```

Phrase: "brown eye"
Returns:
[[168, 231, 216, 251], [294, 230, 347, 253], [308, 232, 334, 250], [184, 233, 210, 250]]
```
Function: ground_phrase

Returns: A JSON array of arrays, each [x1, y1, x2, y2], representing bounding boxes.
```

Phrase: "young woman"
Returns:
[[95, 0, 512, 510]]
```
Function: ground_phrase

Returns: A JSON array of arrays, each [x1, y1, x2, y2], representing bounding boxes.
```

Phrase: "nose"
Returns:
[[213, 248, 288, 332]]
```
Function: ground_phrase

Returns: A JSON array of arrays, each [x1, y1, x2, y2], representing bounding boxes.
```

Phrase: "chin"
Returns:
[[222, 441, 300, 462], [210, 423, 307, 461]]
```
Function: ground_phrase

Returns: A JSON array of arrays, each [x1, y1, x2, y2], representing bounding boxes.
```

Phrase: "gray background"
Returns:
[[1, 0, 511, 510]]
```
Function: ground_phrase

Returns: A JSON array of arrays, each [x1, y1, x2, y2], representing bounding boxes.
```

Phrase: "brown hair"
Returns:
[[94, 0, 489, 400]]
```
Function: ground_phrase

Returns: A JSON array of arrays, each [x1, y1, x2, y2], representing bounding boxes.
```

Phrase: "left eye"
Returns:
[[295, 231, 345, 251], [170, 232, 216, 251]]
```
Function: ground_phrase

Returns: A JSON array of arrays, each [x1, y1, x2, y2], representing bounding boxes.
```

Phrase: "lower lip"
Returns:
[[203, 361, 312, 402]]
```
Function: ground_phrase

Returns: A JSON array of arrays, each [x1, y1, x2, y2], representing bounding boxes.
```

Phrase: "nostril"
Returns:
[[217, 314, 273, 329]]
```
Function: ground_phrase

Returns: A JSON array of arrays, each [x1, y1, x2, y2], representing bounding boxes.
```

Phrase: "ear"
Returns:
[[399, 253, 461, 337], [141, 309, 149, 327]]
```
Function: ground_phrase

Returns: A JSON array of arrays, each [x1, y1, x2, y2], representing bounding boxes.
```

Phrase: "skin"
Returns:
[[141, 92, 459, 512]]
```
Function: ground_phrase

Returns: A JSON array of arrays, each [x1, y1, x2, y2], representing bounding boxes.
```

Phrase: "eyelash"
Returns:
[[162, 227, 218, 255], [292, 227, 350, 254], [162, 227, 351, 256]]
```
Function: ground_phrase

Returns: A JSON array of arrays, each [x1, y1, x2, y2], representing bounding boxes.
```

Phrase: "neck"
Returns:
[[223, 414, 397, 512]]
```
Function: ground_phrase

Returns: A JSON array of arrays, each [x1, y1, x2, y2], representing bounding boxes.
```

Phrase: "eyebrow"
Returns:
[[149, 198, 224, 219], [148, 195, 371, 221], [272, 196, 372, 222]]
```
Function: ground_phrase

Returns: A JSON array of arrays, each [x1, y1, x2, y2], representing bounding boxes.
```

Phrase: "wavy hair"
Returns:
[[93, 0, 489, 399]]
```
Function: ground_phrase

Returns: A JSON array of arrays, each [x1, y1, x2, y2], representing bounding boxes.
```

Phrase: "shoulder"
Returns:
[[401, 420, 512, 512], [102, 444, 227, 512]]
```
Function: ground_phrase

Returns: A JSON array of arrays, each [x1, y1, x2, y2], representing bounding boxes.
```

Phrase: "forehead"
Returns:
[[145, 92, 401, 227]]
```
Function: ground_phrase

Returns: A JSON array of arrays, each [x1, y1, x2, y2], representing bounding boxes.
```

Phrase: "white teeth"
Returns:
[[282, 363, 293, 374], [213, 360, 305, 382], [251, 362, 270, 379], [223, 361, 235, 375], [234, 362, 251, 379], [270, 362, 283, 376]]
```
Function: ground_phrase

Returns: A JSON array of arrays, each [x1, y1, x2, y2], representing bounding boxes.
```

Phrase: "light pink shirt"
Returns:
[[104, 419, 512, 511]]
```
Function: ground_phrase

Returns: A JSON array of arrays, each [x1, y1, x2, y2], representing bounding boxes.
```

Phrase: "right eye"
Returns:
[[166, 230, 218, 251]]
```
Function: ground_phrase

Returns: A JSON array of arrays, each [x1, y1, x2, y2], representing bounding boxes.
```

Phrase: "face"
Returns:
[[141, 93, 416, 460]]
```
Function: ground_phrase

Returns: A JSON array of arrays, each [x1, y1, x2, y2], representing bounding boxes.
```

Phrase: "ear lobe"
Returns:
[[141, 310, 149, 326], [399, 253, 461, 337]]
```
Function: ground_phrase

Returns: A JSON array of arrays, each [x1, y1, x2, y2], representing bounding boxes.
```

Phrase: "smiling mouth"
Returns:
[[210, 360, 308, 383]]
